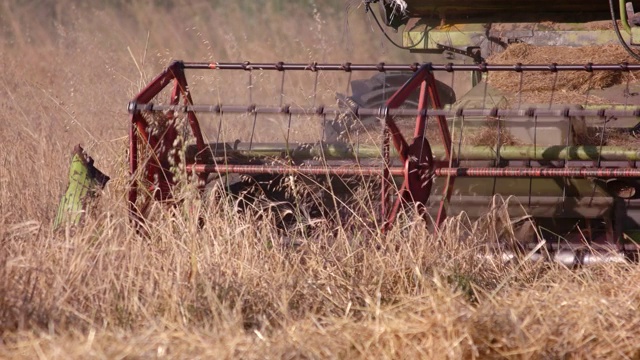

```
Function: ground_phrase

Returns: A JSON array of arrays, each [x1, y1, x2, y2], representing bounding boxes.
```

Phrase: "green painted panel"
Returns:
[[54, 146, 110, 229]]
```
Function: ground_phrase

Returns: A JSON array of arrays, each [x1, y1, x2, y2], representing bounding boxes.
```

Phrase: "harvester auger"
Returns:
[[127, 0, 640, 266]]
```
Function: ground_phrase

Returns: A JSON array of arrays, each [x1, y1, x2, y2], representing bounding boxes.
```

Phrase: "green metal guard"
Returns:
[[54, 145, 110, 229]]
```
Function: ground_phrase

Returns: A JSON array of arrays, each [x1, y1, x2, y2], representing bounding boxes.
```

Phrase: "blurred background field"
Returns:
[[0, 0, 421, 223]]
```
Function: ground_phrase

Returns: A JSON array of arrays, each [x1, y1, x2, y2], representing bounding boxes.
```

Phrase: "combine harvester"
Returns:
[[127, 0, 640, 265]]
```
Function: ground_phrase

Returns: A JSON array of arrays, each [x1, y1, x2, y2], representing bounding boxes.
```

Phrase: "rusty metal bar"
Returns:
[[128, 103, 640, 119], [182, 61, 640, 72], [187, 164, 403, 176], [186, 163, 640, 178], [427, 195, 614, 206], [289, 158, 637, 170], [434, 167, 640, 177]]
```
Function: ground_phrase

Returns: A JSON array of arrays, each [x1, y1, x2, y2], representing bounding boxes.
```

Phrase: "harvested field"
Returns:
[[487, 43, 640, 104]]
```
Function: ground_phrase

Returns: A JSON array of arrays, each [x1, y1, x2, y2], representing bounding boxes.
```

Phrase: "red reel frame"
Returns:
[[128, 61, 208, 224], [127, 61, 452, 230], [381, 64, 454, 232]]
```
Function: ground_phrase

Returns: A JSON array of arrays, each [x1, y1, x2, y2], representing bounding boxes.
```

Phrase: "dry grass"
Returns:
[[3, 1, 640, 359]]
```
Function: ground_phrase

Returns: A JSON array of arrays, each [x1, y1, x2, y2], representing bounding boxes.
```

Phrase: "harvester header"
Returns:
[[125, 1, 640, 266]]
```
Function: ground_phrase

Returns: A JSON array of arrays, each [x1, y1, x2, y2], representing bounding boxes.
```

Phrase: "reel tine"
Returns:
[[215, 110, 223, 151], [382, 71, 387, 104], [382, 70, 388, 144], [584, 65, 594, 107], [321, 112, 327, 143], [482, 72, 489, 109], [589, 111, 608, 206], [381, 126, 391, 223], [548, 64, 558, 110], [312, 70, 319, 107], [597, 113, 608, 168], [451, 67, 463, 165], [449, 64, 455, 102], [625, 71, 631, 109], [356, 125, 360, 164], [312, 68, 320, 146], [517, 68, 524, 111], [279, 66, 286, 107], [248, 71, 253, 104], [214, 110, 225, 180], [562, 109, 572, 211], [529, 112, 538, 208], [456, 113, 464, 166], [249, 110, 258, 150], [286, 112, 293, 146], [492, 113, 502, 197], [345, 68, 352, 96]]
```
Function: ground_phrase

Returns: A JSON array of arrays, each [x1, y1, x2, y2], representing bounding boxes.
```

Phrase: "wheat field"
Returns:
[[2, 1, 640, 359]]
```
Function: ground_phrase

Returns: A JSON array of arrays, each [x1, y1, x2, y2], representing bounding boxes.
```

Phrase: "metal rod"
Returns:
[[381, 127, 392, 225], [434, 167, 640, 178], [186, 163, 640, 178], [128, 116, 139, 221], [130, 103, 640, 119], [187, 143, 640, 161], [183, 61, 640, 72], [529, 114, 538, 207], [188, 163, 400, 176], [427, 195, 614, 207]]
